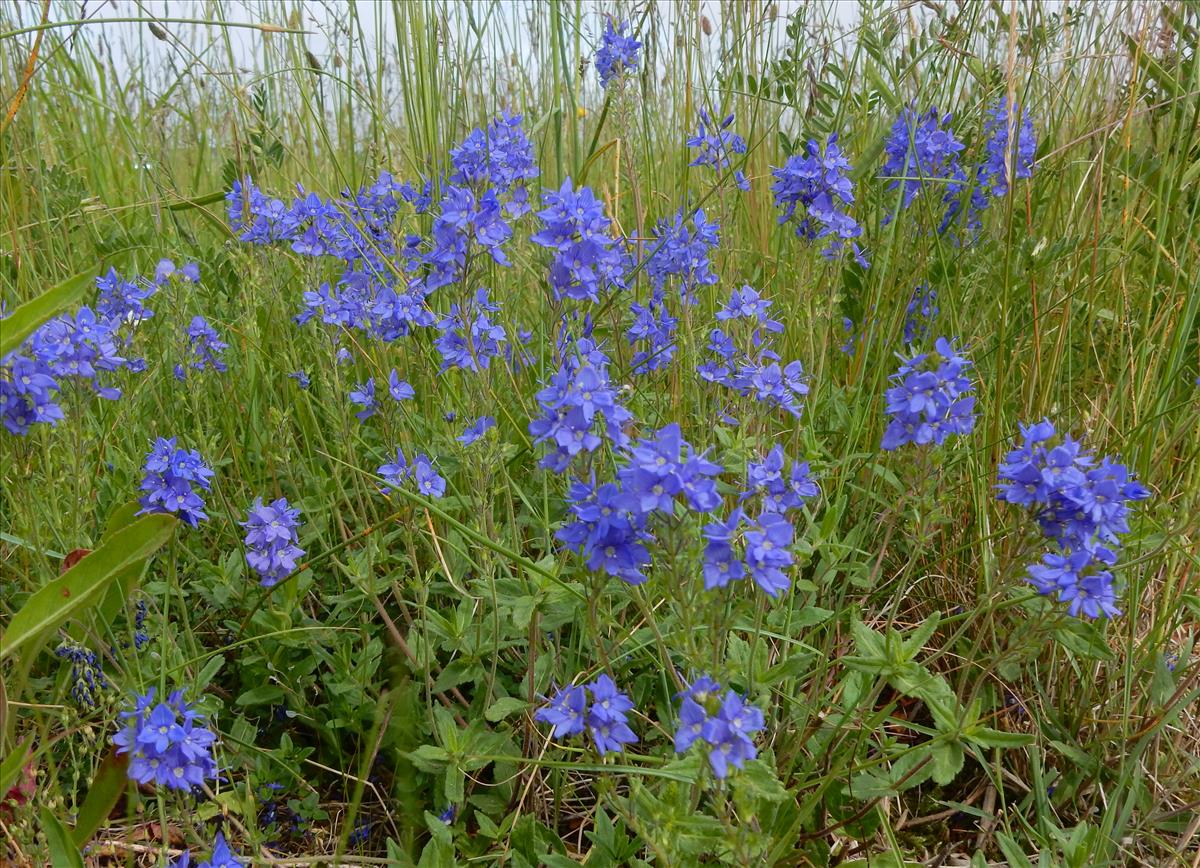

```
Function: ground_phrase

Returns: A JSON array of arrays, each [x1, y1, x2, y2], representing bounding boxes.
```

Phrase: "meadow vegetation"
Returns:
[[1, 1, 1198, 865]]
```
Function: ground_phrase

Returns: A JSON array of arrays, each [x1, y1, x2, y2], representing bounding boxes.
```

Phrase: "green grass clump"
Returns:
[[1, 1, 1198, 865]]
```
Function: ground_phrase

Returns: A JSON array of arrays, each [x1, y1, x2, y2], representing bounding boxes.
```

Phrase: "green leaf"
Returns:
[[70, 748, 129, 847], [406, 744, 450, 773], [930, 739, 965, 786], [0, 514, 177, 661], [733, 759, 790, 802], [0, 736, 31, 798], [433, 658, 481, 693], [1052, 619, 1116, 661], [236, 684, 285, 706], [196, 655, 226, 692], [994, 831, 1037, 868], [443, 765, 464, 803], [965, 726, 1034, 749], [40, 809, 84, 868], [0, 268, 98, 358], [763, 650, 817, 684], [95, 501, 156, 630], [484, 697, 528, 723]]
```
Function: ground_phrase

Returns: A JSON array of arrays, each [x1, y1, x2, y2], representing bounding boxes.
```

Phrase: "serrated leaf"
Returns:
[[407, 744, 450, 773], [485, 697, 528, 723], [930, 740, 964, 785]]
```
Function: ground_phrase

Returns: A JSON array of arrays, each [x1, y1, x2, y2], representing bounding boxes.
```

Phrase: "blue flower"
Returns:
[[617, 422, 722, 517], [112, 688, 217, 791], [771, 134, 867, 266], [449, 110, 539, 217], [96, 266, 158, 323], [178, 316, 228, 378], [199, 832, 244, 868], [744, 445, 820, 514], [968, 96, 1037, 227], [531, 178, 630, 303], [595, 18, 641, 87], [645, 209, 720, 303], [881, 337, 976, 450], [457, 416, 495, 445], [136, 437, 214, 527], [434, 287, 507, 372], [288, 370, 310, 389], [243, 497, 305, 588], [413, 454, 446, 498], [673, 679, 765, 779], [902, 284, 939, 345], [536, 675, 637, 756], [534, 684, 588, 737], [687, 110, 750, 190], [55, 641, 108, 708], [556, 477, 651, 585], [529, 335, 631, 473], [997, 419, 1151, 620], [387, 369, 415, 402], [744, 511, 795, 597], [702, 509, 746, 590], [1, 352, 64, 434], [349, 378, 378, 421], [880, 105, 966, 225], [627, 290, 678, 374], [377, 447, 410, 493]]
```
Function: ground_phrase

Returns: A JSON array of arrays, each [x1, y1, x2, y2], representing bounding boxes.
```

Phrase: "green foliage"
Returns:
[[1, 1, 1198, 866]]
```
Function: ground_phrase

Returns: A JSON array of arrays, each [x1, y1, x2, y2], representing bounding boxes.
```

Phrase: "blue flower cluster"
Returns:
[[617, 423, 722, 516], [627, 291, 678, 374], [112, 688, 218, 791], [674, 677, 765, 779], [771, 134, 868, 266], [881, 337, 976, 450], [962, 96, 1037, 231], [55, 641, 108, 709], [376, 448, 446, 499], [686, 110, 750, 190], [880, 105, 966, 222], [703, 507, 796, 597], [556, 423, 722, 585], [435, 287, 508, 372], [534, 674, 638, 756], [172, 831, 243, 868], [449, 109, 539, 217], [902, 284, 939, 345], [595, 18, 641, 88], [1, 299, 145, 434], [137, 437, 214, 527], [744, 445, 820, 514], [557, 476, 651, 584], [531, 179, 629, 303], [529, 335, 632, 473], [243, 497, 305, 588], [997, 420, 1150, 619], [644, 208, 720, 303], [175, 316, 228, 381], [696, 287, 810, 419]]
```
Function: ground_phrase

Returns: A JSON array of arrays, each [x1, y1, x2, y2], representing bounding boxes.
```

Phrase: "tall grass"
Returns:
[[2, 1, 1198, 864]]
